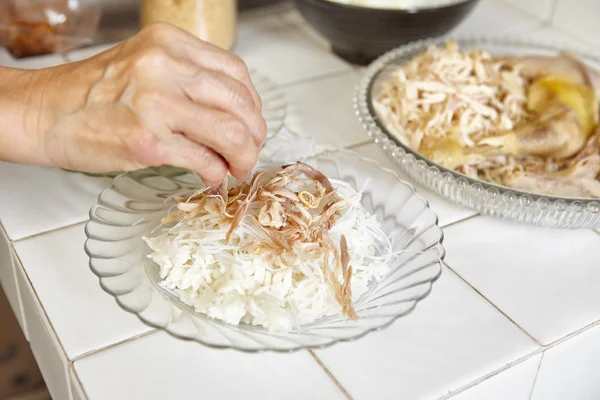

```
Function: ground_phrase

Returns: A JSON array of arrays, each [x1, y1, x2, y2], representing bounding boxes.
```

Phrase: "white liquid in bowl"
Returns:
[[325, 0, 468, 10]]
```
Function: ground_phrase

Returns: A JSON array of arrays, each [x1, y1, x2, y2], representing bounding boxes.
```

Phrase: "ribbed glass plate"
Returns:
[[84, 149, 444, 352], [355, 35, 600, 229]]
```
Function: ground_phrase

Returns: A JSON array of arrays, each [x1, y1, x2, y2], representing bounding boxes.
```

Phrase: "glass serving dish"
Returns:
[[84, 149, 444, 352], [355, 35, 600, 229]]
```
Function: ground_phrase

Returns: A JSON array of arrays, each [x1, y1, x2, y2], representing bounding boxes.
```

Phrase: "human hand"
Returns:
[[11, 23, 267, 186]]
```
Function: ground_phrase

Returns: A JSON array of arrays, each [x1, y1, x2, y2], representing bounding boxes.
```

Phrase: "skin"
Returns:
[[0, 23, 267, 186]]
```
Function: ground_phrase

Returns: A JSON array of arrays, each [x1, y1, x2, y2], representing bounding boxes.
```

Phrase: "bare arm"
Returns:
[[0, 23, 267, 186]]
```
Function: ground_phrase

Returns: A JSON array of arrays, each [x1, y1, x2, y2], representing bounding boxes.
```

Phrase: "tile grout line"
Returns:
[[11, 219, 89, 244], [441, 255, 600, 397], [281, 68, 356, 89], [71, 328, 160, 362], [1, 223, 30, 339], [308, 350, 354, 400], [445, 235, 600, 349], [439, 348, 544, 399], [495, 0, 551, 23], [10, 246, 76, 399], [528, 352, 544, 400], [9, 219, 160, 392], [444, 262, 543, 347], [499, 0, 596, 50], [275, 11, 357, 86], [69, 365, 90, 400], [344, 140, 373, 150], [439, 213, 480, 229], [543, 23, 598, 49], [543, 318, 600, 350], [547, 0, 560, 23]]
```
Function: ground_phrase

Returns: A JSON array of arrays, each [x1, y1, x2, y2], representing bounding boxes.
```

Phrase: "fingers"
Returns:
[[165, 99, 259, 180], [158, 133, 229, 187], [108, 24, 266, 180], [167, 28, 264, 112], [180, 70, 267, 145], [135, 23, 262, 113]]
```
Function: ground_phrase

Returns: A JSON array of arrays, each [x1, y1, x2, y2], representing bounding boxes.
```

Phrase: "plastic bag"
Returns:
[[0, 0, 102, 58]]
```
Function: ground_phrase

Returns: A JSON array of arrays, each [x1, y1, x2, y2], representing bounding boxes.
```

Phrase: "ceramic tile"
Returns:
[[527, 26, 597, 50], [1, 54, 66, 69], [0, 224, 25, 333], [12, 223, 153, 360], [499, 0, 556, 21], [237, 2, 297, 37], [552, 0, 600, 45], [444, 216, 600, 345], [74, 331, 346, 400], [531, 324, 600, 400], [453, 0, 541, 36], [450, 354, 541, 400], [234, 24, 351, 87], [281, 8, 332, 52], [0, 163, 111, 241], [0, 48, 13, 65], [285, 71, 367, 148], [280, 7, 307, 27], [315, 266, 539, 400], [354, 144, 478, 227], [14, 263, 71, 400], [70, 366, 88, 400]]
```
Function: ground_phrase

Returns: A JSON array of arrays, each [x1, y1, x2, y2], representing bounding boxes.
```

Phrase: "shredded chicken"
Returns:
[[156, 162, 383, 322], [374, 41, 529, 151], [375, 41, 600, 198]]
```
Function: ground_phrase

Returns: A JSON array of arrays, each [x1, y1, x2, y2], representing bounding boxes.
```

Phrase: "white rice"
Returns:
[[143, 179, 391, 332]]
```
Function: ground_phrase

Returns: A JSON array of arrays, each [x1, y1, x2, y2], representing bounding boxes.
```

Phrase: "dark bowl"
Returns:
[[293, 0, 480, 65]]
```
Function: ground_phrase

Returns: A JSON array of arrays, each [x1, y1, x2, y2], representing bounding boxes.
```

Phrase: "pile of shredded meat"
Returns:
[[144, 162, 391, 331], [374, 41, 600, 198]]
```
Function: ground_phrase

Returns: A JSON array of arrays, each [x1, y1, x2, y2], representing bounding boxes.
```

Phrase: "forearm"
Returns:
[[0, 62, 105, 167], [0, 66, 53, 165]]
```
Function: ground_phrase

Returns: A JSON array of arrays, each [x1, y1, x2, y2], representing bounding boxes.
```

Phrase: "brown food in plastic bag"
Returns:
[[0, 0, 101, 59]]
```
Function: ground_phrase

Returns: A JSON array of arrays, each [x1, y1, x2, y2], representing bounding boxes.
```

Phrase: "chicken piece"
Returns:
[[565, 125, 600, 168], [528, 75, 598, 136], [503, 126, 600, 197], [503, 157, 600, 197], [502, 52, 600, 92], [479, 73, 598, 160], [479, 104, 584, 159], [258, 201, 285, 229], [421, 137, 487, 170]]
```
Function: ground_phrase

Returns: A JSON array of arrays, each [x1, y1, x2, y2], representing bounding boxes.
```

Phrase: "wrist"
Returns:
[[0, 60, 104, 167], [0, 66, 64, 166]]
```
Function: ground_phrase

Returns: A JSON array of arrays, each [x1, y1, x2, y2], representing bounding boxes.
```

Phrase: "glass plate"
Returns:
[[355, 35, 600, 229], [67, 68, 288, 177], [84, 149, 444, 352]]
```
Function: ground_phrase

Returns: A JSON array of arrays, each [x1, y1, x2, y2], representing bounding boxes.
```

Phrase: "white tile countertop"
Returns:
[[1, 1, 600, 399]]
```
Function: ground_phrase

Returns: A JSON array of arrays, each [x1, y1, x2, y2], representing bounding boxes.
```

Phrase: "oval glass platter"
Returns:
[[84, 149, 444, 352], [356, 36, 600, 229]]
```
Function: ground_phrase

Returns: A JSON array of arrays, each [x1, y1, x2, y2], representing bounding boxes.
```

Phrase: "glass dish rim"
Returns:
[[355, 34, 600, 207], [84, 148, 445, 352]]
